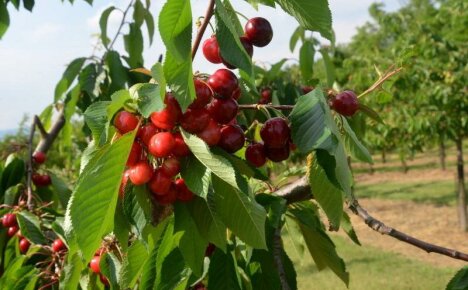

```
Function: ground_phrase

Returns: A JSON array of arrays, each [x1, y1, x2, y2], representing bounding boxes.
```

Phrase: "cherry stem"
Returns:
[[238, 104, 294, 111], [358, 66, 403, 98], [192, 0, 216, 60], [107, 0, 134, 52]]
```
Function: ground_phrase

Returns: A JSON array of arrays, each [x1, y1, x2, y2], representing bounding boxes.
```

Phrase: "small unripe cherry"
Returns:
[[114, 111, 139, 134], [172, 132, 191, 157], [218, 125, 245, 153], [154, 183, 178, 205], [244, 17, 273, 47], [137, 123, 159, 146], [2, 213, 17, 227], [174, 178, 194, 202], [207, 98, 238, 124], [126, 142, 143, 167], [19, 238, 30, 254], [160, 157, 181, 177], [129, 162, 153, 185], [208, 69, 239, 99], [245, 142, 267, 167], [197, 119, 221, 146], [90, 255, 101, 274], [52, 239, 66, 253], [330, 90, 359, 116], [191, 79, 213, 109], [265, 145, 290, 162], [7, 226, 18, 237], [260, 117, 290, 148], [149, 132, 175, 158], [150, 93, 182, 130], [180, 108, 210, 134], [32, 151, 46, 164], [202, 36, 222, 64], [148, 169, 172, 196]]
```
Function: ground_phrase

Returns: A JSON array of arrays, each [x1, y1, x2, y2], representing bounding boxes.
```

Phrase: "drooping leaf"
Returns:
[[180, 155, 211, 198], [0, 2, 9, 39], [208, 250, 242, 290], [49, 172, 72, 208], [59, 253, 83, 290], [84, 101, 110, 145], [289, 26, 304, 52], [120, 240, 149, 289], [341, 211, 360, 246], [100, 253, 122, 289], [446, 266, 468, 290], [144, 10, 155, 44], [105, 50, 128, 94], [99, 6, 116, 48], [342, 117, 373, 163], [151, 62, 166, 99], [123, 185, 151, 238], [54, 58, 86, 102], [124, 23, 144, 68], [0, 154, 25, 195], [163, 52, 195, 111], [17, 211, 47, 244], [133, 0, 146, 27], [299, 40, 315, 81]]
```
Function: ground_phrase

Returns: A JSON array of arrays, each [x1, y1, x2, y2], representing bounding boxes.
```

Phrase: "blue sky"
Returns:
[[0, 0, 401, 130]]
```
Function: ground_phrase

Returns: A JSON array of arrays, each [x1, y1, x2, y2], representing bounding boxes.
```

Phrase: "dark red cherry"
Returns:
[[259, 88, 272, 104], [174, 178, 194, 202], [160, 157, 181, 177], [114, 111, 139, 134], [150, 93, 182, 130], [202, 36, 222, 64], [2, 213, 17, 227], [244, 17, 273, 47], [180, 108, 210, 134], [191, 79, 213, 109], [208, 69, 239, 99], [129, 162, 153, 185], [197, 119, 221, 146], [32, 151, 46, 164], [149, 132, 175, 158], [218, 125, 245, 153], [207, 98, 238, 124], [126, 142, 143, 167], [260, 117, 290, 148], [245, 142, 267, 167], [154, 183, 178, 205], [265, 145, 290, 162], [19, 238, 31, 254], [302, 86, 314, 94], [330, 90, 359, 116], [172, 132, 191, 157], [7, 226, 18, 237], [231, 86, 241, 100], [148, 169, 172, 196], [137, 123, 159, 146]]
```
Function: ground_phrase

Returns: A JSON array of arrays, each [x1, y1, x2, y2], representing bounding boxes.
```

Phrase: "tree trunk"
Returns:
[[369, 164, 374, 175], [382, 150, 387, 164], [439, 138, 446, 171], [455, 138, 467, 231], [401, 159, 409, 173]]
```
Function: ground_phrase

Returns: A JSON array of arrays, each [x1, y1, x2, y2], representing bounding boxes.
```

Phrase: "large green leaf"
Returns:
[[99, 6, 116, 48], [54, 57, 86, 102], [105, 50, 128, 94], [0, 154, 24, 195], [213, 148, 268, 181], [163, 51, 195, 111], [446, 266, 468, 290], [208, 250, 242, 290], [0, 1, 9, 39], [66, 132, 136, 262], [124, 23, 144, 68], [274, 0, 333, 41], [299, 40, 315, 81], [59, 253, 83, 290], [319, 48, 335, 87], [158, 0, 192, 62], [17, 211, 47, 244], [123, 185, 151, 239], [212, 175, 266, 249], [120, 241, 149, 289], [215, 0, 253, 74], [49, 173, 72, 208], [130, 83, 164, 118], [180, 155, 211, 198], [84, 101, 110, 144], [342, 118, 373, 163]]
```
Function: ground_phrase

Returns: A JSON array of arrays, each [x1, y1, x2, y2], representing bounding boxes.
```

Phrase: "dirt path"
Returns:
[[343, 198, 468, 268]]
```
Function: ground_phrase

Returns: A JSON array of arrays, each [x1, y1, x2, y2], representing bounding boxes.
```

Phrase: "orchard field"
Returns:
[[0, 0, 466, 289]]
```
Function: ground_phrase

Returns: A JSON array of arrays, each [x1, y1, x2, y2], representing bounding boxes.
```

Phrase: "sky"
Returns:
[[0, 0, 402, 131]]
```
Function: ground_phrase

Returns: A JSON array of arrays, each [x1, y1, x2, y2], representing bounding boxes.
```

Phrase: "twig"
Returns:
[[358, 66, 403, 98], [191, 0, 215, 60], [275, 176, 468, 262], [26, 118, 37, 211], [273, 227, 291, 290], [108, 0, 134, 51], [34, 116, 48, 138], [238, 104, 295, 111], [35, 108, 65, 154]]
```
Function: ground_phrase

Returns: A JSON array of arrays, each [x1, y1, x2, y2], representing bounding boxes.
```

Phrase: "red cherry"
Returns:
[[218, 125, 245, 153], [160, 157, 181, 177], [259, 88, 272, 104], [207, 98, 238, 124], [260, 117, 290, 148], [244, 17, 273, 47], [148, 169, 172, 196], [193, 283, 207, 290], [52, 239, 66, 252], [2, 213, 17, 227], [126, 142, 143, 167], [330, 90, 359, 116], [32, 151, 46, 164], [208, 69, 239, 99], [202, 36, 222, 64], [221, 37, 254, 69], [172, 132, 191, 157], [19, 238, 30, 254], [231, 86, 241, 100], [197, 119, 221, 146], [119, 170, 131, 197], [302, 86, 314, 94], [265, 145, 290, 162], [7, 226, 18, 237], [245, 142, 267, 167], [137, 123, 159, 146], [154, 184, 178, 205], [114, 111, 139, 134], [174, 178, 194, 202], [90, 255, 101, 274], [33, 174, 52, 187], [100, 274, 110, 286], [191, 79, 213, 109], [129, 162, 153, 185], [205, 243, 216, 257], [180, 108, 210, 134], [150, 93, 182, 130], [42, 175, 52, 186], [95, 248, 106, 256], [149, 132, 175, 158]]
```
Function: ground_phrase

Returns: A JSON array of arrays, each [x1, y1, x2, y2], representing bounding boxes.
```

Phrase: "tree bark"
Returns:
[[401, 159, 409, 173], [439, 138, 446, 171], [455, 137, 467, 231], [382, 150, 387, 163]]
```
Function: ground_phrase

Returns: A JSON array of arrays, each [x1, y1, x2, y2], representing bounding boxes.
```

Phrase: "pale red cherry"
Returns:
[[148, 132, 175, 158]]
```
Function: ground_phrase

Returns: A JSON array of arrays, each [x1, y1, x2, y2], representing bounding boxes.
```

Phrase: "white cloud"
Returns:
[[31, 23, 62, 41]]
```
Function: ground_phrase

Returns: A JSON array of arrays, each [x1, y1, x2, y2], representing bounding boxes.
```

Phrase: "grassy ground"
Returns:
[[285, 235, 456, 290]]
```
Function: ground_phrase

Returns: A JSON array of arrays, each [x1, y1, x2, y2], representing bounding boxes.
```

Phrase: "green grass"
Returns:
[[285, 235, 457, 290], [354, 180, 457, 206]]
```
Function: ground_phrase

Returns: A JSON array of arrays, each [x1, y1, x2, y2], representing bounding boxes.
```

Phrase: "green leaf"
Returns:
[[0, 154, 24, 195], [105, 50, 128, 94], [17, 211, 47, 244], [120, 241, 149, 289], [208, 250, 242, 290], [84, 101, 110, 145], [289, 88, 337, 154], [99, 6, 116, 48], [100, 253, 122, 289], [124, 23, 144, 68], [359, 103, 384, 124], [133, 0, 146, 27], [66, 131, 136, 262], [289, 26, 304, 52], [144, 10, 155, 44], [446, 266, 468, 290], [341, 211, 360, 246], [180, 155, 211, 198], [49, 172, 72, 208], [215, 0, 253, 74], [130, 83, 164, 118], [249, 250, 281, 290], [212, 175, 266, 249], [156, 248, 190, 290], [213, 148, 268, 181], [158, 0, 192, 62], [123, 185, 151, 238], [274, 0, 333, 41], [61, 84, 80, 150], [39, 105, 54, 131], [299, 40, 315, 81], [0, 2, 9, 39], [23, 0, 35, 11], [54, 57, 86, 102], [151, 62, 166, 99], [222, 0, 244, 36], [174, 203, 208, 276], [319, 48, 335, 87], [163, 51, 195, 111], [342, 118, 373, 163], [289, 203, 349, 286], [59, 253, 83, 290]]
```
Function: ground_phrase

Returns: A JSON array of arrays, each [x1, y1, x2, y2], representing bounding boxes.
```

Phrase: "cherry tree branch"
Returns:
[[26, 118, 37, 211], [238, 104, 295, 111], [191, 0, 215, 60], [358, 66, 403, 98], [35, 109, 65, 154], [274, 176, 468, 262], [107, 0, 134, 51]]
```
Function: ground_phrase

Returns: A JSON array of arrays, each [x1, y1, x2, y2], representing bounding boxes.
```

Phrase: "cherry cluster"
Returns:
[[1, 213, 30, 253], [31, 151, 52, 187]]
